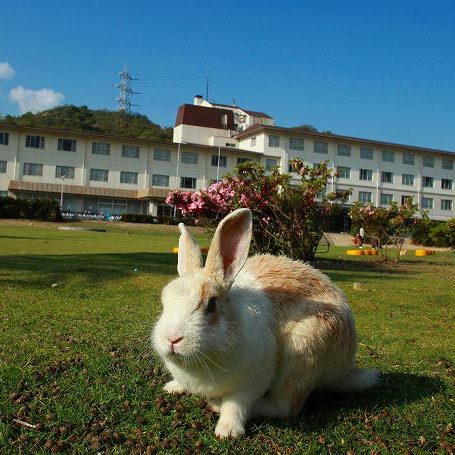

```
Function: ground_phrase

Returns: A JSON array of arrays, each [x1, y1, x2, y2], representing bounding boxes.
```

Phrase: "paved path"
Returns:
[[324, 232, 451, 251]]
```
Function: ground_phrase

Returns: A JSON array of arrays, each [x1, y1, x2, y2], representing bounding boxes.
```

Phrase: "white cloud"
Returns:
[[0, 62, 15, 79], [9, 85, 65, 114]]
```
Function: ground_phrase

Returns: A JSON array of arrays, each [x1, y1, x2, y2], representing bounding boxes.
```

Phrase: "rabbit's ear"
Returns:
[[177, 223, 203, 276], [205, 208, 252, 286]]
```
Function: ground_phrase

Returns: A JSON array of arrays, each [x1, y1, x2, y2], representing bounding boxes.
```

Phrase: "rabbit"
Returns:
[[152, 208, 378, 439]]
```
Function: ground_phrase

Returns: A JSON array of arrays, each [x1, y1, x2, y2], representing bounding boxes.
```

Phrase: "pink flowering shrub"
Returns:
[[166, 160, 350, 261], [349, 199, 419, 262]]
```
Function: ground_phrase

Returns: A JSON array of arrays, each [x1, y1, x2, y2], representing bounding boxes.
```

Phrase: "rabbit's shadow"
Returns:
[[251, 371, 445, 431]]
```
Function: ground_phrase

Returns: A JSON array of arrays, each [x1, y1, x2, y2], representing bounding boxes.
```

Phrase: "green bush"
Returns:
[[120, 214, 156, 223], [0, 197, 63, 221], [411, 217, 437, 246], [429, 219, 455, 248], [412, 216, 455, 248]]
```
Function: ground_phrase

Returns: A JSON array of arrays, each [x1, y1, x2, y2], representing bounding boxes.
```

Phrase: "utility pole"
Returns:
[[60, 175, 65, 208]]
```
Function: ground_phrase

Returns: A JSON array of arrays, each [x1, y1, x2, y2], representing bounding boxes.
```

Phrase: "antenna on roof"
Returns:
[[232, 98, 236, 106], [206, 72, 209, 101]]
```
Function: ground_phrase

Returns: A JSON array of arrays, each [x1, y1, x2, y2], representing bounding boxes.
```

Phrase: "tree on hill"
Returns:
[[292, 124, 333, 134], [0, 105, 173, 141], [292, 124, 319, 132]]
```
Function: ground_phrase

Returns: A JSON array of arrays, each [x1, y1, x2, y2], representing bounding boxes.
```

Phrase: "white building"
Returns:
[[0, 124, 262, 216], [0, 96, 454, 220], [172, 96, 454, 221]]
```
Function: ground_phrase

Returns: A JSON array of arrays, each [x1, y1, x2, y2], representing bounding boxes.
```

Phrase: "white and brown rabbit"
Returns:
[[153, 208, 378, 438]]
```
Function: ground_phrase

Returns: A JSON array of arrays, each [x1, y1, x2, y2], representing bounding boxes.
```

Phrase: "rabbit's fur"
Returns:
[[153, 209, 378, 438]]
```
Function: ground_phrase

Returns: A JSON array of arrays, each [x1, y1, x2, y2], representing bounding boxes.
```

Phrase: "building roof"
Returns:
[[175, 104, 236, 130], [235, 124, 455, 157], [208, 101, 273, 119], [241, 109, 273, 119], [0, 122, 263, 156]]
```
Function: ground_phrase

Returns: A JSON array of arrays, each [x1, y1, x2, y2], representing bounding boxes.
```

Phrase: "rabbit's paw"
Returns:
[[215, 418, 245, 439], [163, 380, 186, 395]]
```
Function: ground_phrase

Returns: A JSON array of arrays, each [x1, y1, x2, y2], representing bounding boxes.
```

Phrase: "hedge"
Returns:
[[0, 197, 63, 221], [412, 217, 455, 248]]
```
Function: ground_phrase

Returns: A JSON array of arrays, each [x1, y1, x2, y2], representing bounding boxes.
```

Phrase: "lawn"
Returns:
[[0, 222, 454, 454]]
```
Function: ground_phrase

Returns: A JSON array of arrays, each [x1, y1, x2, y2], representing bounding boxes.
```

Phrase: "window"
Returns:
[[0, 160, 7, 173], [120, 171, 138, 184], [90, 169, 109, 182], [441, 200, 453, 211], [289, 137, 304, 151], [157, 204, 173, 217], [403, 153, 415, 165], [359, 191, 372, 203], [360, 146, 373, 160], [382, 150, 395, 162], [337, 144, 351, 157], [442, 158, 453, 170], [268, 135, 280, 148], [0, 191, 8, 197], [421, 197, 434, 209], [0, 132, 9, 145], [57, 138, 76, 152], [154, 149, 171, 161], [314, 141, 328, 154], [55, 166, 75, 179], [225, 143, 236, 147], [381, 171, 394, 183], [251, 137, 256, 147], [237, 157, 251, 165], [337, 166, 351, 179], [23, 163, 43, 176], [402, 174, 414, 186], [422, 156, 434, 167], [122, 145, 140, 158], [380, 193, 393, 205], [422, 156, 434, 168], [359, 169, 373, 181], [442, 179, 453, 190], [211, 155, 227, 167], [266, 158, 278, 170], [152, 174, 170, 187], [92, 142, 110, 155], [181, 177, 196, 189], [422, 176, 434, 188], [181, 151, 198, 164], [25, 135, 45, 149], [401, 195, 413, 205]]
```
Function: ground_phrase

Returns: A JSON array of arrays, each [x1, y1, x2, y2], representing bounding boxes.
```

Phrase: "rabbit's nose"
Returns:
[[168, 336, 184, 345]]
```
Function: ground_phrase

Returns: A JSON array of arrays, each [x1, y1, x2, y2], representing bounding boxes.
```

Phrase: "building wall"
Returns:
[[2, 124, 454, 220], [0, 126, 261, 214], [240, 132, 455, 221], [173, 124, 231, 146]]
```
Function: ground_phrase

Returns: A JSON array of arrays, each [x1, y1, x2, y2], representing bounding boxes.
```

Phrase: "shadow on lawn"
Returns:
[[260, 371, 445, 432], [313, 258, 413, 283], [0, 235, 72, 241], [0, 252, 178, 287]]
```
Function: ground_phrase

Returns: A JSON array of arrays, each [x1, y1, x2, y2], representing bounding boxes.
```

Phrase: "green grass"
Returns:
[[0, 222, 454, 454]]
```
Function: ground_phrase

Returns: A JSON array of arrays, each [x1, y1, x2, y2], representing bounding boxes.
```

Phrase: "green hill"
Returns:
[[0, 105, 173, 141]]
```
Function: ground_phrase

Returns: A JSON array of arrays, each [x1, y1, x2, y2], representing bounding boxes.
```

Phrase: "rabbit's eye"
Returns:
[[207, 297, 217, 313]]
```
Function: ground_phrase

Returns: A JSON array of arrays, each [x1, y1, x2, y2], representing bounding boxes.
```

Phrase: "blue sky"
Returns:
[[1, 0, 455, 150]]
